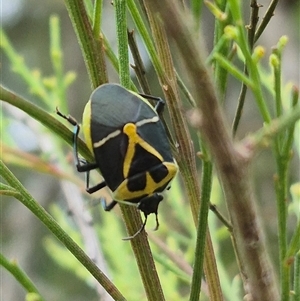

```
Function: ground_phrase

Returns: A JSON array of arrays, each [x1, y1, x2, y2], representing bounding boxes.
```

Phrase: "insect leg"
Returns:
[[56, 108, 106, 194], [139, 94, 165, 114], [101, 199, 118, 211]]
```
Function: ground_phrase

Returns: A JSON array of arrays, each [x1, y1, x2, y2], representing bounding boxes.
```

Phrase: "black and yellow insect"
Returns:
[[57, 83, 177, 239]]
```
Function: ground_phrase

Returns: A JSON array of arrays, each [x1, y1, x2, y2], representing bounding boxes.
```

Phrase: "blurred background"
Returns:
[[1, 0, 299, 300]]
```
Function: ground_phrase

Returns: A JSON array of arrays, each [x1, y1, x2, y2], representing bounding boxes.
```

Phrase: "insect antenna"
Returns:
[[122, 215, 148, 241]]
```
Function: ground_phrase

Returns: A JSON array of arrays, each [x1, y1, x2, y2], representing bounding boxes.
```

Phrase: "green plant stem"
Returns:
[[272, 87, 297, 301], [213, 53, 254, 88], [206, 34, 228, 65], [151, 1, 279, 299], [101, 33, 137, 91], [211, 0, 230, 100], [114, 2, 165, 301], [120, 206, 166, 301], [143, 2, 224, 300], [228, 0, 271, 124], [115, 0, 130, 88], [285, 222, 300, 263], [0, 161, 126, 301], [272, 51, 282, 118], [0, 253, 44, 301], [189, 159, 213, 301], [64, 0, 107, 88], [275, 162, 289, 301], [92, 0, 103, 37], [274, 134, 289, 298], [294, 251, 300, 301]]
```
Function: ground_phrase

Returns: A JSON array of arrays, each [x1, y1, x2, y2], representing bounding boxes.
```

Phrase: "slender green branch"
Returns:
[[0, 182, 19, 196], [294, 251, 300, 301], [189, 159, 212, 301], [209, 0, 230, 100], [228, 0, 272, 123], [272, 79, 297, 301], [64, 0, 107, 88], [115, 0, 130, 88], [271, 53, 297, 301], [92, 0, 103, 37], [270, 50, 282, 118], [114, 2, 166, 301], [285, 222, 300, 261], [274, 164, 290, 301], [206, 35, 228, 65], [0, 253, 45, 301], [0, 161, 126, 300], [213, 53, 254, 88], [101, 33, 137, 91]]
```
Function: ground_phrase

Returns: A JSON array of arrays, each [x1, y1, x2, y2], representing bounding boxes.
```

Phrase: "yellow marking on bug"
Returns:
[[93, 129, 122, 148], [82, 101, 93, 152], [122, 123, 163, 178], [114, 162, 178, 201], [136, 116, 159, 127]]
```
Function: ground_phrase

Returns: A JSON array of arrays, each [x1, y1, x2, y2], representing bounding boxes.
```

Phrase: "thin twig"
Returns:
[[232, 0, 261, 136], [127, 29, 152, 94], [254, 0, 279, 42]]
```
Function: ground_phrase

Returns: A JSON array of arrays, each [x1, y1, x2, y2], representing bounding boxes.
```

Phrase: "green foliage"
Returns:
[[1, 1, 299, 301]]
